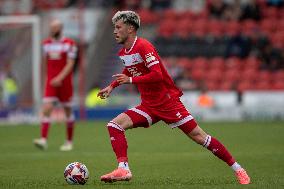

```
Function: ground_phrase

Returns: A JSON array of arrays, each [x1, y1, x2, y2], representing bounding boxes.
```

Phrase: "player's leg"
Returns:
[[100, 113, 134, 182], [101, 106, 155, 182], [161, 99, 250, 184], [60, 104, 75, 151], [59, 84, 74, 151], [178, 123, 250, 184], [33, 99, 55, 150]]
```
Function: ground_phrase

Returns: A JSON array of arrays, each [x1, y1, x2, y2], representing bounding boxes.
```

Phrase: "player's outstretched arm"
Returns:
[[97, 85, 113, 99]]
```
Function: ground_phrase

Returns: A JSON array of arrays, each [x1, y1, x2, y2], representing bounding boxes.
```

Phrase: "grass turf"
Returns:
[[0, 121, 283, 189]]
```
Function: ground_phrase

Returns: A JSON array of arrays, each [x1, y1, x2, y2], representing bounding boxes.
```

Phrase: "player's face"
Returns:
[[50, 21, 62, 39], [113, 19, 130, 44]]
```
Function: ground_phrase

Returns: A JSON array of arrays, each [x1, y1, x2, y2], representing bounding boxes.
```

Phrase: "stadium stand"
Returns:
[[0, 0, 283, 112], [135, 0, 284, 91]]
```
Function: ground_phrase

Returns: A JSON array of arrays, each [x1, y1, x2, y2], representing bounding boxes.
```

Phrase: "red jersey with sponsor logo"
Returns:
[[118, 37, 182, 107], [42, 37, 77, 84]]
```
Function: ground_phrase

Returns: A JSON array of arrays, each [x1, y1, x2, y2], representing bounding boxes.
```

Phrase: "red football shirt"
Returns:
[[42, 37, 77, 84], [117, 37, 182, 107]]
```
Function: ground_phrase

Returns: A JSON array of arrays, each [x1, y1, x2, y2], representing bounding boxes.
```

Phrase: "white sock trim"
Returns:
[[118, 162, 130, 171], [107, 121, 125, 132], [67, 114, 75, 122], [41, 117, 50, 123], [203, 135, 211, 148], [231, 162, 242, 171]]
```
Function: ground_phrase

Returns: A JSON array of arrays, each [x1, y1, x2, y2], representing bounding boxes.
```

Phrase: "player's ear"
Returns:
[[128, 25, 135, 33]]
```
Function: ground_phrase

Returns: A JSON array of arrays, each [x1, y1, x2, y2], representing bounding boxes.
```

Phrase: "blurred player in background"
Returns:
[[98, 11, 250, 184], [33, 19, 77, 151]]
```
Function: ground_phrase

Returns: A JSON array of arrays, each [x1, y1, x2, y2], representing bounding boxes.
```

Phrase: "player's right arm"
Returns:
[[97, 68, 130, 99]]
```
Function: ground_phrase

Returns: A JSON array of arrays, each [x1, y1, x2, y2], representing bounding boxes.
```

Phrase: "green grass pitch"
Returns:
[[0, 121, 284, 189]]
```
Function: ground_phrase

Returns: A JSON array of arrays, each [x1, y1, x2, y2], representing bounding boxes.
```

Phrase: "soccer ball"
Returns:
[[64, 162, 89, 185]]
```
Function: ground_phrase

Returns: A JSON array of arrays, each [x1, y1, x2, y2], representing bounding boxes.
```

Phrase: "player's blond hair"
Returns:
[[112, 10, 140, 30]]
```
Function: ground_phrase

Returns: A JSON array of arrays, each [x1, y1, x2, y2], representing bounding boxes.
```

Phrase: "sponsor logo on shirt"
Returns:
[[48, 52, 61, 60], [120, 53, 143, 66], [127, 67, 142, 77], [145, 52, 156, 63]]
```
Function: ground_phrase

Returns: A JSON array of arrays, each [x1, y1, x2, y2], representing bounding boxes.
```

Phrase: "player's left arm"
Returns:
[[51, 42, 77, 87]]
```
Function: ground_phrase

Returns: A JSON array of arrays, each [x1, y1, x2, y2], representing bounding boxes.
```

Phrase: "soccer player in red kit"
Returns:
[[33, 19, 77, 151], [98, 11, 250, 184]]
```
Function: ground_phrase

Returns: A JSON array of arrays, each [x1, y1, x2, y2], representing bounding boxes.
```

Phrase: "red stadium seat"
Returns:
[[209, 57, 225, 70], [157, 20, 176, 38], [191, 68, 205, 81], [192, 19, 208, 37], [258, 71, 272, 82], [177, 57, 193, 70], [224, 70, 240, 82], [263, 7, 278, 18], [138, 9, 159, 25], [242, 20, 258, 36], [224, 21, 241, 36], [271, 81, 284, 90], [276, 19, 284, 32], [237, 81, 254, 91], [255, 80, 271, 90], [196, 10, 209, 20], [241, 68, 258, 82], [175, 18, 191, 38], [179, 10, 195, 20], [279, 8, 284, 21], [193, 57, 208, 69], [162, 9, 178, 20], [245, 56, 260, 70], [260, 18, 277, 35], [226, 57, 243, 71], [271, 31, 284, 48], [205, 80, 219, 91], [205, 69, 223, 82], [219, 81, 234, 91], [273, 70, 284, 82], [208, 20, 224, 37]]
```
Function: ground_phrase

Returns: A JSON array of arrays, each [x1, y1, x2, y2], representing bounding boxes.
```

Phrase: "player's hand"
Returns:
[[112, 74, 130, 84], [97, 86, 113, 99], [50, 77, 62, 87]]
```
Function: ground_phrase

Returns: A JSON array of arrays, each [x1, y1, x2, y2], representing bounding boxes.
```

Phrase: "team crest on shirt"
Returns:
[[145, 52, 156, 63], [132, 54, 141, 64], [176, 112, 182, 118]]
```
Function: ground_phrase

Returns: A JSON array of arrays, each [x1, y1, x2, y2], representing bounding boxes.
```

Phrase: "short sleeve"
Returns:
[[67, 41, 78, 59]]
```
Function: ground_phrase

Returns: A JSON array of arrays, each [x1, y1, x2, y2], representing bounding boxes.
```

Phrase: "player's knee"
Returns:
[[42, 103, 53, 116], [110, 113, 133, 130], [184, 125, 207, 145], [107, 121, 125, 132]]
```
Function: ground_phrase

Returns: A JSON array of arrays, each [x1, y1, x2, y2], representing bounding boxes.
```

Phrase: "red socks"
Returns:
[[40, 116, 75, 142], [204, 135, 235, 166], [41, 117, 50, 139], [105, 121, 235, 167], [66, 119, 75, 142], [107, 121, 128, 162]]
